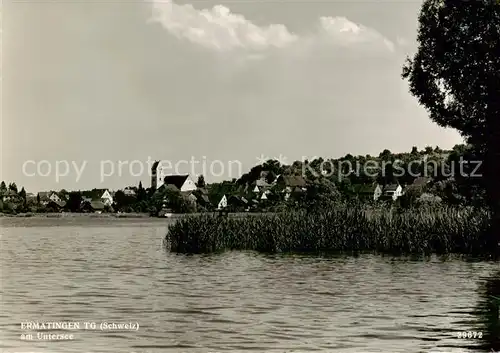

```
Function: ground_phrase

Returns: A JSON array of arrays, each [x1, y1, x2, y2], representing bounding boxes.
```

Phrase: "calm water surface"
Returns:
[[0, 217, 498, 353]]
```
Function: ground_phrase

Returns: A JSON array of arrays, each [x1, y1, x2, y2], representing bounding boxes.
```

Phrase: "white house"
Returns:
[[151, 161, 197, 192], [163, 175, 197, 192], [217, 195, 227, 210], [383, 184, 403, 201], [372, 185, 383, 200], [123, 187, 136, 196], [261, 190, 271, 200], [49, 192, 61, 202], [2, 190, 19, 202], [99, 189, 114, 206], [38, 191, 62, 205], [251, 177, 272, 194]]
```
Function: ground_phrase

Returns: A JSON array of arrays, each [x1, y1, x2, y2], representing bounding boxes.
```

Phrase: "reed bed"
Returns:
[[166, 205, 491, 255]]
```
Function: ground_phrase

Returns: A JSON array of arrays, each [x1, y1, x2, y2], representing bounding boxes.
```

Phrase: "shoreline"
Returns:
[[0, 212, 152, 219], [0, 211, 272, 219]]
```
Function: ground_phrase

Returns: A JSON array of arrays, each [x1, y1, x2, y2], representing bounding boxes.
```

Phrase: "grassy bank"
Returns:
[[166, 205, 492, 255]]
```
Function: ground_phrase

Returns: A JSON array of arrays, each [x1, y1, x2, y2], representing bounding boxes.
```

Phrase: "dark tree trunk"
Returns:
[[484, 87, 500, 257]]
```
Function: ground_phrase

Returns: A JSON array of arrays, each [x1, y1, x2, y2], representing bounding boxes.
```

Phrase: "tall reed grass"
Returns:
[[166, 205, 491, 255]]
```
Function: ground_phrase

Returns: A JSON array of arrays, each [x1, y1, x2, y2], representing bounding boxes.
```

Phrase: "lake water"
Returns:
[[1, 217, 499, 353]]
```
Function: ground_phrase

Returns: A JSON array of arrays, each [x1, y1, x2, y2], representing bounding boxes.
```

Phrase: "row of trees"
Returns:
[[233, 144, 486, 206], [0, 148, 484, 215], [0, 181, 27, 214], [0, 181, 26, 198]]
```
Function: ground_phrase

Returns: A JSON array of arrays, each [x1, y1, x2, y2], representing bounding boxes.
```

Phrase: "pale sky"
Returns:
[[2, 0, 463, 192]]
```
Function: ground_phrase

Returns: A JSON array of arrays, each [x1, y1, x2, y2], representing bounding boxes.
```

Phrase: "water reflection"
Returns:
[[1, 219, 500, 353], [474, 269, 500, 351]]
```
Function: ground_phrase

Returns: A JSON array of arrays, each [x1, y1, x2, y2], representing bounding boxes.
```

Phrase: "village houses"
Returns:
[[382, 184, 404, 201], [97, 189, 114, 206], [151, 161, 197, 192], [217, 195, 228, 210], [37, 191, 64, 205]]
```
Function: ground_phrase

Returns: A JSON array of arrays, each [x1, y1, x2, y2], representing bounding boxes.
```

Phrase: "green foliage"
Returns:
[[18, 187, 26, 201], [45, 202, 61, 213], [8, 183, 17, 193], [399, 185, 424, 209], [36, 204, 48, 213], [137, 181, 147, 201], [238, 159, 285, 186], [196, 175, 206, 188], [379, 149, 392, 160], [113, 190, 137, 211], [402, 0, 500, 140], [300, 179, 340, 211], [167, 205, 491, 255], [207, 181, 238, 205], [67, 192, 83, 212], [265, 170, 277, 184], [402, 0, 500, 247], [151, 185, 196, 214]]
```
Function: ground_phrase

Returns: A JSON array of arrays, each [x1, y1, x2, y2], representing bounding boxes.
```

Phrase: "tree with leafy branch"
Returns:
[[265, 171, 277, 185], [196, 174, 206, 188], [67, 192, 83, 212], [402, 0, 500, 253], [8, 182, 18, 193], [137, 181, 147, 202], [19, 187, 26, 202]]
